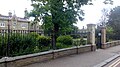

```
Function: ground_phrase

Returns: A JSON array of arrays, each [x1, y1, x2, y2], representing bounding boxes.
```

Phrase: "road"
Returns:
[[104, 57, 120, 67]]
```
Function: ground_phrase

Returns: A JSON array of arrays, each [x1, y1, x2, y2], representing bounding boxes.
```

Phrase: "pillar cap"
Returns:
[[101, 27, 106, 29], [87, 24, 96, 27]]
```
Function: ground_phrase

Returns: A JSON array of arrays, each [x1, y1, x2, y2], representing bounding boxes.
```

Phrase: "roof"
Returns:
[[0, 14, 30, 22]]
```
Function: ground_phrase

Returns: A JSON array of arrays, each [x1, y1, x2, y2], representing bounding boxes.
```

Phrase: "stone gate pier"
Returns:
[[87, 24, 96, 51], [101, 27, 106, 49]]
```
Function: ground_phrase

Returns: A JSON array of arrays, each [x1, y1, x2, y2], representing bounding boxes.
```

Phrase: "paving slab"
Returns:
[[23, 45, 120, 67]]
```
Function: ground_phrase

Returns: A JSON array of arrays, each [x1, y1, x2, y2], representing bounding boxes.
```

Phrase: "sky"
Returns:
[[0, 0, 32, 17], [0, 0, 120, 29], [76, 0, 119, 29]]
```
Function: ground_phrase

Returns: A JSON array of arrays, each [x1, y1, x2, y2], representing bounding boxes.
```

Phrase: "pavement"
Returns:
[[23, 45, 120, 67]]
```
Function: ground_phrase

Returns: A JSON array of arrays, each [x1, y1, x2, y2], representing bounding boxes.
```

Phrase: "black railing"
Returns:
[[0, 29, 88, 59], [0, 29, 44, 58]]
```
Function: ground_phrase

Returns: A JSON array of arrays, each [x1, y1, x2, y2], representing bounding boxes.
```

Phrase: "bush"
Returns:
[[28, 32, 39, 38], [9, 33, 37, 56], [73, 38, 86, 46], [80, 38, 86, 45], [37, 36, 51, 47], [57, 35, 73, 45], [0, 33, 52, 57], [56, 43, 72, 49], [70, 34, 80, 39]]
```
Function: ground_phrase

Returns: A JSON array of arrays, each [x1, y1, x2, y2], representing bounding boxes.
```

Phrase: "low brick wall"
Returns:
[[104, 40, 120, 48], [0, 45, 92, 67]]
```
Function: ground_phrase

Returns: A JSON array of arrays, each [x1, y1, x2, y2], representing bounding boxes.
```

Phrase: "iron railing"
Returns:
[[0, 29, 87, 58]]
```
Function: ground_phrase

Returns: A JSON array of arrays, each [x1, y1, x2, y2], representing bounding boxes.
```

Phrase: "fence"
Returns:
[[0, 29, 44, 58], [0, 29, 87, 59]]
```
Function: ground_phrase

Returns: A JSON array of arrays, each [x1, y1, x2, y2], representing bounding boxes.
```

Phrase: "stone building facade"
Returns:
[[0, 12, 43, 34], [0, 12, 30, 30]]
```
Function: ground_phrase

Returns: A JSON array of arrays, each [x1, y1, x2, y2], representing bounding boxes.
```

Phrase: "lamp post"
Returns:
[[98, 32, 101, 48], [6, 18, 10, 57]]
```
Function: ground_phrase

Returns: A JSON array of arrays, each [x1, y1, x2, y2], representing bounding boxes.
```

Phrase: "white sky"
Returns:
[[76, 0, 120, 29], [0, 0, 32, 17], [0, 0, 120, 29]]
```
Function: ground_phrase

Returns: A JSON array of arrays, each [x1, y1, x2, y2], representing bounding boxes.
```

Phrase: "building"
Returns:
[[0, 11, 43, 35], [0, 12, 30, 30], [77, 26, 88, 37], [30, 22, 44, 35]]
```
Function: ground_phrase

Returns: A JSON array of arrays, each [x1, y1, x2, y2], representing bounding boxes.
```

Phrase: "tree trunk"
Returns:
[[52, 23, 59, 50]]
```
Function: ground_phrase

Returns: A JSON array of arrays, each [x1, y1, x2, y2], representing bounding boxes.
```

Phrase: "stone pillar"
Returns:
[[101, 27, 106, 49], [87, 24, 96, 51]]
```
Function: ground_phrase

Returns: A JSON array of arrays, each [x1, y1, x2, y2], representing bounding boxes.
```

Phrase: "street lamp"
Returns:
[[98, 32, 101, 48], [98, 33, 101, 36], [6, 17, 11, 57]]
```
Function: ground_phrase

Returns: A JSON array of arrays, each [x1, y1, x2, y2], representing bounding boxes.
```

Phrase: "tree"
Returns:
[[98, 8, 110, 27], [103, 0, 113, 5], [107, 6, 120, 40], [29, 0, 92, 49], [97, 0, 113, 27]]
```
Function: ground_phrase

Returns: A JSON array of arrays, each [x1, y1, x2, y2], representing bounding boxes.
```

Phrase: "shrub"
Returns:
[[70, 34, 80, 39], [56, 43, 65, 49], [73, 39, 80, 46], [56, 43, 72, 49], [0, 33, 15, 56], [28, 32, 39, 38], [37, 36, 51, 47], [73, 38, 86, 46], [80, 38, 86, 45], [9, 33, 37, 56], [0, 33, 52, 57], [57, 35, 73, 45]]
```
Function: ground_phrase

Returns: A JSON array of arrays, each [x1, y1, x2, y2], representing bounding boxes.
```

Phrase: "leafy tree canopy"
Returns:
[[107, 6, 120, 34], [29, 0, 92, 34], [28, 0, 92, 49]]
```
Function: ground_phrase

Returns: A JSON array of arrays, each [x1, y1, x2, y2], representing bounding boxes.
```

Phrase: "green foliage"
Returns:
[[106, 26, 113, 34], [29, 0, 91, 35], [37, 36, 51, 47], [80, 38, 86, 45], [71, 34, 81, 39], [73, 38, 86, 46], [8, 33, 37, 56], [57, 35, 73, 46], [0, 34, 6, 57], [56, 43, 64, 49], [0, 33, 52, 57], [29, 0, 91, 48], [28, 32, 39, 38], [56, 43, 72, 49], [107, 6, 120, 40], [73, 39, 80, 46]]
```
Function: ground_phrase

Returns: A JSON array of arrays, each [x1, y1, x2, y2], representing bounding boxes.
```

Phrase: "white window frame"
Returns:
[[21, 23, 27, 28], [13, 22, 16, 26], [0, 23, 5, 27]]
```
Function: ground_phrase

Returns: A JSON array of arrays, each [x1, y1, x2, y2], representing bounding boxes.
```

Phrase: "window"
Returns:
[[21, 23, 27, 28], [13, 22, 16, 26], [0, 23, 5, 27]]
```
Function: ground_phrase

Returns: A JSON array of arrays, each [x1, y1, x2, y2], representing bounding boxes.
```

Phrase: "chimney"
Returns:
[[24, 8, 29, 19], [83, 26, 85, 29], [8, 11, 12, 17]]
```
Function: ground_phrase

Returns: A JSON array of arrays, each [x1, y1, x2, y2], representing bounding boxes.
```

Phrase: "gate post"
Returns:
[[101, 27, 106, 49], [87, 24, 96, 51]]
